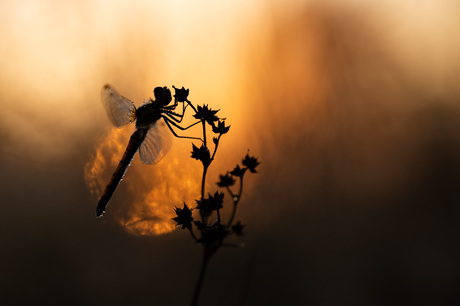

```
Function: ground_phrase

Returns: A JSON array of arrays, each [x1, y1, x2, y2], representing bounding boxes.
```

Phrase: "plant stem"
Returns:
[[227, 204, 237, 229], [190, 249, 210, 306], [211, 134, 221, 160], [202, 121, 207, 148], [201, 166, 208, 200], [226, 176, 244, 228], [186, 99, 198, 113], [188, 227, 198, 241]]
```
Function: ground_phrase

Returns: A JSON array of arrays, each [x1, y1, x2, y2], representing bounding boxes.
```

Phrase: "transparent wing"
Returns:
[[101, 84, 137, 128], [139, 118, 173, 165]]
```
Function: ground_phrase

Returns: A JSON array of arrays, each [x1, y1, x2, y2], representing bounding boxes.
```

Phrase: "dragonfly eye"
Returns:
[[154, 86, 172, 106]]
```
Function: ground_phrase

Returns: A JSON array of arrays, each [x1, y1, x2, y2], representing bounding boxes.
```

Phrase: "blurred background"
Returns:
[[1, 0, 459, 305]]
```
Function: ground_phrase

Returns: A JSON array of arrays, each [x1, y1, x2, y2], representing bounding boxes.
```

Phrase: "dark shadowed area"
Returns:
[[1, 1, 459, 305]]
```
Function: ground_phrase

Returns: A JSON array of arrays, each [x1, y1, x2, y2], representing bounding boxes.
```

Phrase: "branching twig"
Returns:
[[171, 86, 260, 306]]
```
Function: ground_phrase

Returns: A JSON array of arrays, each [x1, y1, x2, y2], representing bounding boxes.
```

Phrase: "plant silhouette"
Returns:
[[171, 86, 260, 306], [96, 84, 259, 305]]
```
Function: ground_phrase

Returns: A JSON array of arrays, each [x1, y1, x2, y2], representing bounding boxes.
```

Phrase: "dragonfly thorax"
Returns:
[[136, 103, 163, 129]]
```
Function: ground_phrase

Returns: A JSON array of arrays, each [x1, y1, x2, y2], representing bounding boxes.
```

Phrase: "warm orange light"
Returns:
[[3, 0, 458, 235], [84, 126, 202, 236]]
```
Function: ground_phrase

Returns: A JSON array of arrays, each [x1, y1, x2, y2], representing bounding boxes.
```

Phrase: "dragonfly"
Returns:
[[96, 84, 200, 217]]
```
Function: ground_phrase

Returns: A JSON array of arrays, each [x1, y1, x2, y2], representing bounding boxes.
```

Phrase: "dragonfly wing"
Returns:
[[139, 118, 173, 165], [101, 84, 137, 128]]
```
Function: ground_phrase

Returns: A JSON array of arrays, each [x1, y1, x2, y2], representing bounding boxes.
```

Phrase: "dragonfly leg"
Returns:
[[163, 103, 188, 123], [163, 112, 201, 129], [162, 116, 203, 141]]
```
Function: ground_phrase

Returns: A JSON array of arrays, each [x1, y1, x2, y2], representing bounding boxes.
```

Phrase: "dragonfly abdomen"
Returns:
[[96, 129, 147, 217]]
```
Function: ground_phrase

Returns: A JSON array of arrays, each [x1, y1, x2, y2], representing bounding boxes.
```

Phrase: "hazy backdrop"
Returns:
[[1, 1, 459, 305]]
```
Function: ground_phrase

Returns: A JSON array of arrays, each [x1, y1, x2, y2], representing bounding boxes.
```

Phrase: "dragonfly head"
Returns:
[[154, 86, 172, 106]]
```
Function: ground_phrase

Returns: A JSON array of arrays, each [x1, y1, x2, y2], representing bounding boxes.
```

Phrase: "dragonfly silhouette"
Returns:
[[96, 84, 200, 217]]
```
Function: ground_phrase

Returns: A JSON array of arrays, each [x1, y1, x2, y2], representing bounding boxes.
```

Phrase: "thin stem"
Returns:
[[188, 227, 198, 242], [202, 121, 207, 148], [225, 186, 235, 228], [186, 99, 198, 113], [201, 166, 208, 201], [226, 176, 244, 228], [190, 249, 210, 306], [225, 186, 235, 199], [211, 134, 222, 160], [200, 165, 209, 223], [227, 204, 237, 229], [238, 175, 244, 204]]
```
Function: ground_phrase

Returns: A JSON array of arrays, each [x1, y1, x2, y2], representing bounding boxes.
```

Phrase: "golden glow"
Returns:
[[2, 1, 459, 235], [84, 126, 202, 236], [84, 127, 128, 199]]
